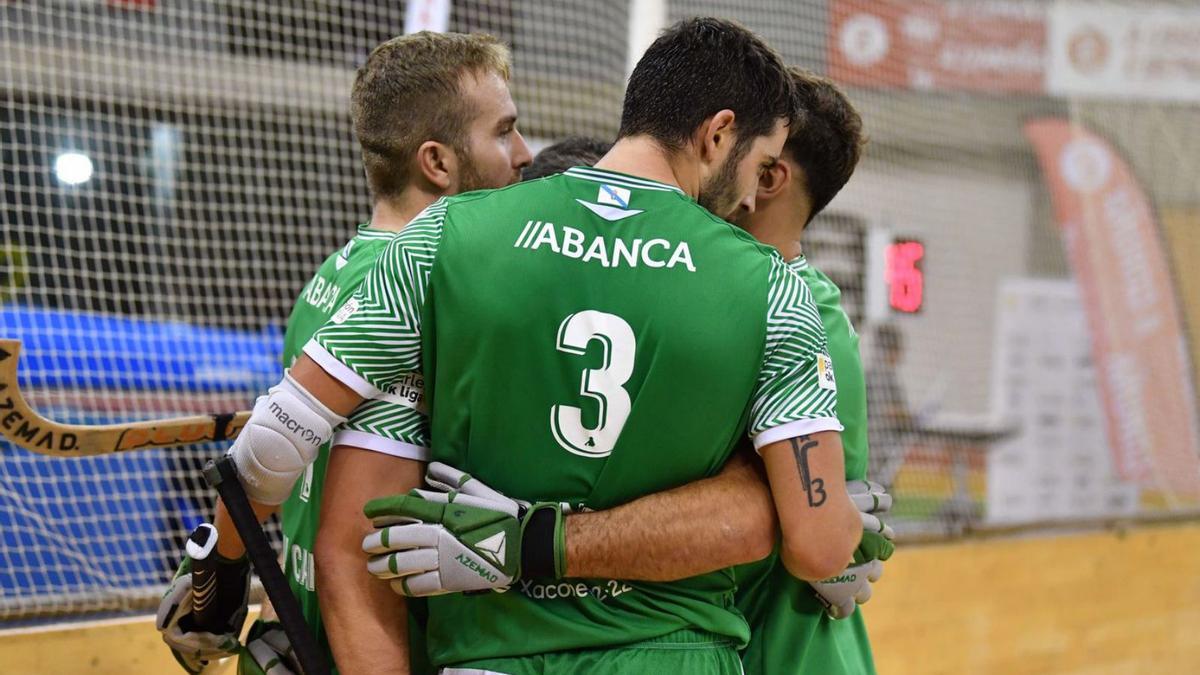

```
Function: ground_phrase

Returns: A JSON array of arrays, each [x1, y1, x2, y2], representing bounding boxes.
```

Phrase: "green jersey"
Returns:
[[276, 224, 398, 667], [735, 256, 874, 675], [308, 167, 842, 668]]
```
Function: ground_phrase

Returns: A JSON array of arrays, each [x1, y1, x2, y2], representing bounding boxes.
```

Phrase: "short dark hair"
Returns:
[[784, 68, 866, 223], [617, 17, 797, 153], [352, 32, 511, 202], [523, 137, 612, 180]]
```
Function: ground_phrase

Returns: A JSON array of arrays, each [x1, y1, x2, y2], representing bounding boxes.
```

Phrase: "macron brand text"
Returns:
[[269, 401, 326, 447]]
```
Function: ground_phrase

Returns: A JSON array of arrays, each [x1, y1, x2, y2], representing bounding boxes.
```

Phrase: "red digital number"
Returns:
[[885, 240, 924, 313]]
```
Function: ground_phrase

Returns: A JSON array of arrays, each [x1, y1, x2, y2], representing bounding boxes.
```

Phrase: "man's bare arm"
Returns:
[[564, 449, 777, 581], [316, 445, 424, 674], [760, 430, 860, 580]]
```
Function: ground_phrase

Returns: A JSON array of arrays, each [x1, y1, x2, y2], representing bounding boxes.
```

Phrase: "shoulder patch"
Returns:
[[816, 351, 837, 391]]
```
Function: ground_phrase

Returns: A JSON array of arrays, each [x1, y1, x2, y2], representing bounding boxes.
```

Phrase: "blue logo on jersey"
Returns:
[[598, 184, 630, 208]]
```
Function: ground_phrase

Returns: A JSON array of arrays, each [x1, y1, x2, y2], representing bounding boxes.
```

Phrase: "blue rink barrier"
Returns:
[[0, 304, 282, 392], [0, 305, 283, 613]]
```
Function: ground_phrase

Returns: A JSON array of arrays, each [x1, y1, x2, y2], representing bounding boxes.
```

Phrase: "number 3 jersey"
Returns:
[[305, 167, 843, 667]]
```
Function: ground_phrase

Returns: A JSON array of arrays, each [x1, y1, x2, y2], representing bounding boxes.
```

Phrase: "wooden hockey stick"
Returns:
[[0, 339, 249, 456]]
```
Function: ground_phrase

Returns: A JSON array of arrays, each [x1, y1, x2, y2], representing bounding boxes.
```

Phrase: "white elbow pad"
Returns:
[[228, 371, 348, 505]]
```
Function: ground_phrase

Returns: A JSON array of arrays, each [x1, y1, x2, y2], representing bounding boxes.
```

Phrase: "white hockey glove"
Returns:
[[362, 462, 566, 597], [809, 480, 896, 619], [237, 621, 298, 675]]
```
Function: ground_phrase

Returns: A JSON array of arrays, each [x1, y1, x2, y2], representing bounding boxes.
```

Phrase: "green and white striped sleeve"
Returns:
[[302, 199, 447, 458], [749, 255, 844, 451]]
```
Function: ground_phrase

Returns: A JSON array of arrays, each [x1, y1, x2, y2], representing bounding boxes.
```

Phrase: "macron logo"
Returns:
[[598, 184, 631, 208]]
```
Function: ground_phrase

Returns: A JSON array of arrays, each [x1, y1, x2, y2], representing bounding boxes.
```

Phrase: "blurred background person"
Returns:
[[866, 323, 913, 492]]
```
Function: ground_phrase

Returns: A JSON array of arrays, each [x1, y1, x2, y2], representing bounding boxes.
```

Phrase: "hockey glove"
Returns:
[[809, 480, 896, 619], [809, 558, 884, 620], [156, 525, 250, 674], [362, 462, 565, 597], [236, 620, 297, 675]]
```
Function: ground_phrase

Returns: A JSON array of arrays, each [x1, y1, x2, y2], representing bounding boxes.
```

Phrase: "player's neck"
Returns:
[[370, 190, 438, 232], [746, 194, 808, 262], [594, 137, 694, 196]]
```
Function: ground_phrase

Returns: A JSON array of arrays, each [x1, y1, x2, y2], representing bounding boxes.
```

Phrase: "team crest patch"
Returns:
[[597, 184, 631, 208], [816, 351, 837, 391]]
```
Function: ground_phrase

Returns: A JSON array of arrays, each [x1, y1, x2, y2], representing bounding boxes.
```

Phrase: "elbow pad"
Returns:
[[228, 371, 348, 505]]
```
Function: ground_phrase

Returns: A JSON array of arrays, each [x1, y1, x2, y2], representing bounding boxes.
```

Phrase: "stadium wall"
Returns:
[[2, 521, 1195, 674]]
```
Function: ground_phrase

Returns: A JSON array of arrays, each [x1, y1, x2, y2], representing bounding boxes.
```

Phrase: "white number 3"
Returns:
[[551, 310, 635, 458]]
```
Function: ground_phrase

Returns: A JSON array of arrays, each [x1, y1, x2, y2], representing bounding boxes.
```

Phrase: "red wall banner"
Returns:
[[1024, 118, 1200, 501], [829, 0, 1045, 93]]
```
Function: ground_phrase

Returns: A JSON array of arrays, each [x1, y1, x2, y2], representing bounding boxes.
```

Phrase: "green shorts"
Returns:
[[441, 628, 742, 675]]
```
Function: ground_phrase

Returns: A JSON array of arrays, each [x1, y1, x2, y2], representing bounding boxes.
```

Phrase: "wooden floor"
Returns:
[[2, 521, 1198, 674]]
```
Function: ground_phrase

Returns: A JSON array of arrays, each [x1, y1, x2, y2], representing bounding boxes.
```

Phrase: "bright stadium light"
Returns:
[[54, 151, 94, 186]]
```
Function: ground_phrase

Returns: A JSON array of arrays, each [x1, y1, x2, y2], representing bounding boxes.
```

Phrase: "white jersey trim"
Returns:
[[331, 430, 430, 462], [752, 417, 845, 452], [302, 338, 381, 399]]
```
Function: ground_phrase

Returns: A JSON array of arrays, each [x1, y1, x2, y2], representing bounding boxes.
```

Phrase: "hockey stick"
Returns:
[[204, 455, 331, 675], [0, 339, 249, 456]]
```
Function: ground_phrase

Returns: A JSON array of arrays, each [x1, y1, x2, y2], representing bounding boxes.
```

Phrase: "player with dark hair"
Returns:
[[523, 136, 612, 180], [306, 17, 858, 673], [399, 68, 886, 675], [171, 16, 859, 673], [731, 67, 884, 675]]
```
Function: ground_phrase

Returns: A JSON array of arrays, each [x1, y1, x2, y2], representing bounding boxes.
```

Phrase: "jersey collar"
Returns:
[[357, 222, 396, 239], [789, 255, 810, 271], [564, 167, 685, 194]]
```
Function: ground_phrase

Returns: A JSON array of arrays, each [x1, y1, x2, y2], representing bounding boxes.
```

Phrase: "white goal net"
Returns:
[[2, 0, 1199, 621]]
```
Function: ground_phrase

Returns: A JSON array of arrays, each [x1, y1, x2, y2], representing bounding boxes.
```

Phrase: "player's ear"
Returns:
[[416, 140, 456, 191], [756, 160, 791, 202], [697, 109, 736, 164]]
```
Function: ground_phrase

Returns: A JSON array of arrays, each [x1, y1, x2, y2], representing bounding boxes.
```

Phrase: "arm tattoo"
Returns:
[[790, 435, 827, 508]]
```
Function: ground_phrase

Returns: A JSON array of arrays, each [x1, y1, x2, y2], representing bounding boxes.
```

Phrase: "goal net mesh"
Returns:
[[2, 0, 1198, 621]]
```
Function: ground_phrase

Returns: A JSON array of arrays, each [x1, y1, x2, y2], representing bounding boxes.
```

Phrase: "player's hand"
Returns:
[[236, 620, 298, 675], [361, 462, 565, 597], [809, 558, 883, 620], [848, 480, 895, 564], [848, 479, 892, 514], [417, 460, 529, 516], [808, 480, 896, 619], [155, 529, 250, 674]]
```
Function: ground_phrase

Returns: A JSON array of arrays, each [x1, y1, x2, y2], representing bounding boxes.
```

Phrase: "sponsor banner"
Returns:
[[1024, 118, 1200, 500], [1048, 4, 1200, 102], [986, 279, 1139, 525], [828, 0, 1045, 93]]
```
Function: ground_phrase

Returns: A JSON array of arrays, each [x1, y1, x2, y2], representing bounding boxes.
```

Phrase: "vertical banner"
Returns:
[[1024, 118, 1200, 501]]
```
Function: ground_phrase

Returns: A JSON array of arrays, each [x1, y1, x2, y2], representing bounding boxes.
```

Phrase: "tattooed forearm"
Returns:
[[790, 435, 827, 507]]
